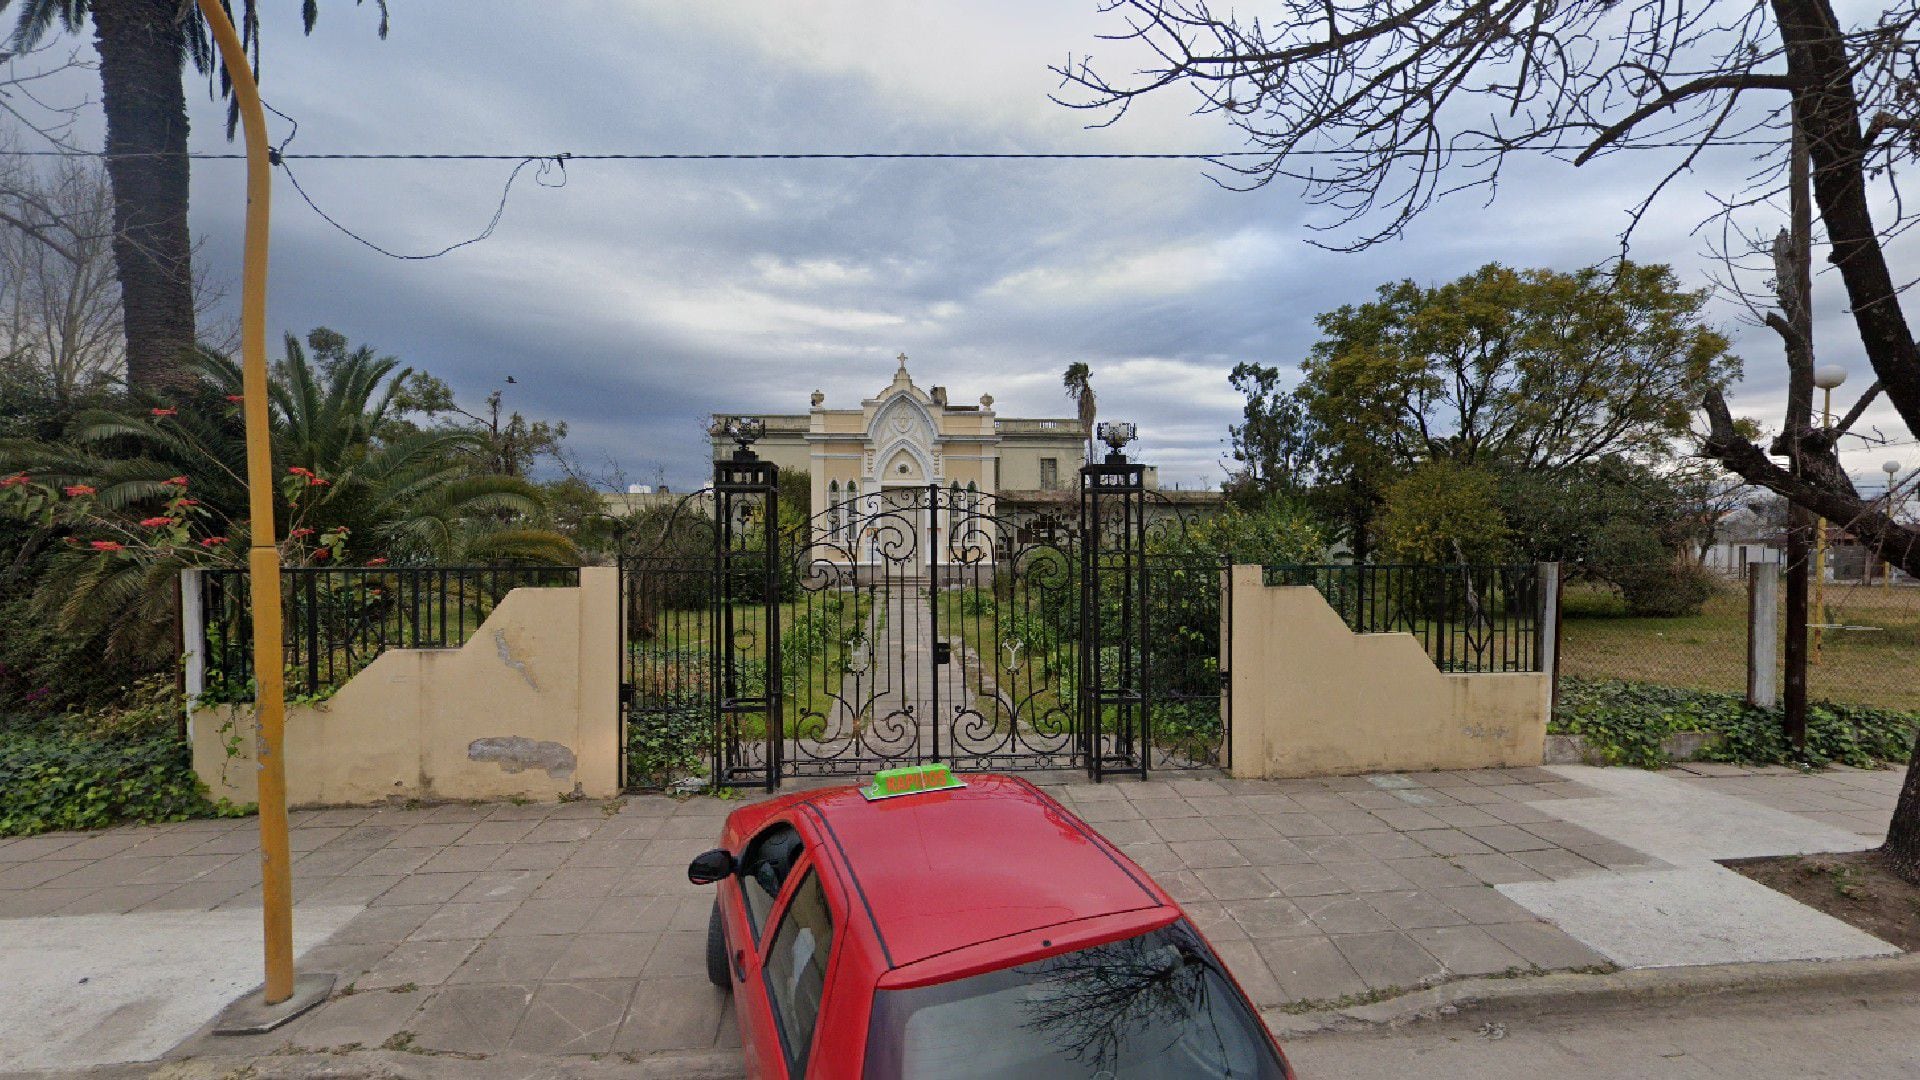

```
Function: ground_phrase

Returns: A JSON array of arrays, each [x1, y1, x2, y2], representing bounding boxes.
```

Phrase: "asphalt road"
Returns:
[[1284, 986, 1920, 1079]]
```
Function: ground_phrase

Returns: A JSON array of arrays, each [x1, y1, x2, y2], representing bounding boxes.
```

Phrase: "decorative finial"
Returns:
[[979, 393, 994, 408], [810, 389, 825, 407], [896, 351, 909, 369]]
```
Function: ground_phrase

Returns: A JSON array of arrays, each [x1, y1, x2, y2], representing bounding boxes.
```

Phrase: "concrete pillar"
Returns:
[[1535, 562, 1561, 676], [1748, 564, 1780, 708], [180, 568, 205, 740], [575, 565, 622, 797], [1226, 565, 1260, 778]]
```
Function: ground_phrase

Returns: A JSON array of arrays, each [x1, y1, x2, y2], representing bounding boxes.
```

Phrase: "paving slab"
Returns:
[[0, 763, 1904, 1075], [1499, 866, 1900, 968], [1540, 765, 1874, 864], [0, 905, 360, 1071]]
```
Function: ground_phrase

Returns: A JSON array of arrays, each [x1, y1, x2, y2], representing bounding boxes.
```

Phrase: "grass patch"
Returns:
[[1561, 582, 1920, 712]]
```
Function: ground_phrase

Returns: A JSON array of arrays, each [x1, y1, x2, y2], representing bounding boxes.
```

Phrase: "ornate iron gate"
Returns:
[[779, 482, 1082, 778], [619, 434, 1229, 791]]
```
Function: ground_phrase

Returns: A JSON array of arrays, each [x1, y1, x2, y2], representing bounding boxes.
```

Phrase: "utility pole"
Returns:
[[196, 0, 333, 1031], [1779, 117, 1814, 757]]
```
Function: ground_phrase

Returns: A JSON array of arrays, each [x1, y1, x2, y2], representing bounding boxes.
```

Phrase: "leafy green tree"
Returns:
[[1223, 362, 1320, 504], [1293, 262, 1735, 550], [0, 1, 387, 392], [1495, 458, 1720, 614], [1375, 462, 1510, 564], [1302, 262, 1736, 478]]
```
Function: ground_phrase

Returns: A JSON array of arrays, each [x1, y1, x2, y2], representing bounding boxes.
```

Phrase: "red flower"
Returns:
[[63, 485, 96, 497], [139, 517, 175, 528], [1, 473, 28, 488], [288, 466, 314, 478], [366, 557, 389, 566], [89, 540, 124, 552], [311, 548, 331, 561], [200, 536, 227, 548], [163, 475, 189, 487], [290, 527, 315, 538], [150, 407, 177, 418], [307, 476, 330, 487], [174, 498, 200, 507], [225, 395, 244, 404], [61, 536, 79, 545]]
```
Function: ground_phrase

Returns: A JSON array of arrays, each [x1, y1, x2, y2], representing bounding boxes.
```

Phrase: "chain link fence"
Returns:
[[1559, 567, 1920, 712]]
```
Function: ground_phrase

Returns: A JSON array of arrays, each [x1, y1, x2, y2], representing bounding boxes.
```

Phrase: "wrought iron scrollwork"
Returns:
[[621, 455, 1234, 789]]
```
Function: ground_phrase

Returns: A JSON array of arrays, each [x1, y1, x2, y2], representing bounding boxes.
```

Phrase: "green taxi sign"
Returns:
[[860, 763, 966, 801]]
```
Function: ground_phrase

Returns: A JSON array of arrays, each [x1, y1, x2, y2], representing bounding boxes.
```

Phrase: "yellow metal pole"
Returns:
[[1812, 386, 1830, 665], [194, 0, 292, 1005]]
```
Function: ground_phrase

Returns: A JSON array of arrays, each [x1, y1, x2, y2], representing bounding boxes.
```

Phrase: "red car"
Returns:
[[688, 766, 1294, 1078]]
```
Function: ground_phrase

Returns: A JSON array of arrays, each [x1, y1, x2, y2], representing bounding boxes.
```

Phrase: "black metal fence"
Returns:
[[1144, 556, 1231, 769], [199, 565, 580, 700], [1263, 563, 1543, 673]]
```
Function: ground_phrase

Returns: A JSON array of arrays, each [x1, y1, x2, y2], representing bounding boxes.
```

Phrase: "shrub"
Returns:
[[1552, 677, 1919, 769], [624, 692, 710, 790], [1611, 561, 1716, 617], [0, 675, 249, 837]]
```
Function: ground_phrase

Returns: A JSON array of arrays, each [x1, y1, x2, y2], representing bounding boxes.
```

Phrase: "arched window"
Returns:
[[965, 480, 978, 511], [844, 481, 860, 548], [827, 481, 841, 548]]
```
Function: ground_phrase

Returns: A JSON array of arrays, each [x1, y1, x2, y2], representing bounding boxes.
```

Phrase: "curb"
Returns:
[[1263, 952, 1920, 1038]]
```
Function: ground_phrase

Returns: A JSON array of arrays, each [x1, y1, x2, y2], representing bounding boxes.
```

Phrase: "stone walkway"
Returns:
[[0, 762, 1903, 1074]]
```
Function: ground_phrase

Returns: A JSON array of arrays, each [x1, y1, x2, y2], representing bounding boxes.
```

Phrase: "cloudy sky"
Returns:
[[12, 1, 1917, 491]]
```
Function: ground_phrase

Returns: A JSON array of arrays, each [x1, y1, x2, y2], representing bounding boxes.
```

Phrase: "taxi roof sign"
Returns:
[[860, 763, 966, 802]]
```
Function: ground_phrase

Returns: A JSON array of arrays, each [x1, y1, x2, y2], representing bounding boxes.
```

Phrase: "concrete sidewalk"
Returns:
[[0, 761, 1903, 1075]]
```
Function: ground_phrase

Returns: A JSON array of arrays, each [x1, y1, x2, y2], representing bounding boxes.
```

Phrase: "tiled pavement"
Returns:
[[0, 763, 1902, 1068], [1665, 761, 1900, 840]]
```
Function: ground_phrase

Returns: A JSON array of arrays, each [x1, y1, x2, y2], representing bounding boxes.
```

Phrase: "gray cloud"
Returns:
[[15, 2, 1920, 491]]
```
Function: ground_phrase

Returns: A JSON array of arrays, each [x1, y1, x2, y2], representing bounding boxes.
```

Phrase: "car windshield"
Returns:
[[861, 921, 1288, 1080]]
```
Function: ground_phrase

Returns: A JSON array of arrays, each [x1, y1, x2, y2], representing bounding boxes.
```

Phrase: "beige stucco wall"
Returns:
[[1226, 566, 1548, 778], [997, 439, 1084, 489], [193, 567, 620, 807]]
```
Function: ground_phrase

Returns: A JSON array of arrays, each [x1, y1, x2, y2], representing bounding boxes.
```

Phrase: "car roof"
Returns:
[[796, 774, 1168, 968]]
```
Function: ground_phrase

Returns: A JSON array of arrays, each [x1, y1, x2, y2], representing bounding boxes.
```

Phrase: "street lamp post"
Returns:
[[1886, 460, 1905, 589], [1811, 365, 1847, 663], [193, 0, 334, 1032]]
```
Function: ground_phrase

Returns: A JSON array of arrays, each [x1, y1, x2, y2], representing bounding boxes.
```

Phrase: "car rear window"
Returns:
[[861, 921, 1288, 1079]]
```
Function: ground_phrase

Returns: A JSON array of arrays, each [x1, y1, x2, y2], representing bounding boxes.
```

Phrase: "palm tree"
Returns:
[[1062, 362, 1096, 463], [0, 330, 573, 667], [0, 1, 388, 394]]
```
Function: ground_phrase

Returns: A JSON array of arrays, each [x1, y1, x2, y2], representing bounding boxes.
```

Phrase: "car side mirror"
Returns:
[[688, 848, 736, 884]]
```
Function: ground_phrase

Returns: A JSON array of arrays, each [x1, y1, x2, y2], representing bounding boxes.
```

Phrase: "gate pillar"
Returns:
[[1080, 423, 1149, 782], [712, 419, 781, 792]]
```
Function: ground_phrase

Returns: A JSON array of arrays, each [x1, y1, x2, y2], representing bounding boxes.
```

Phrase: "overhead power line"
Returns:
[[1, 142, 1785, 161], [0, 127, 1793, 259]]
